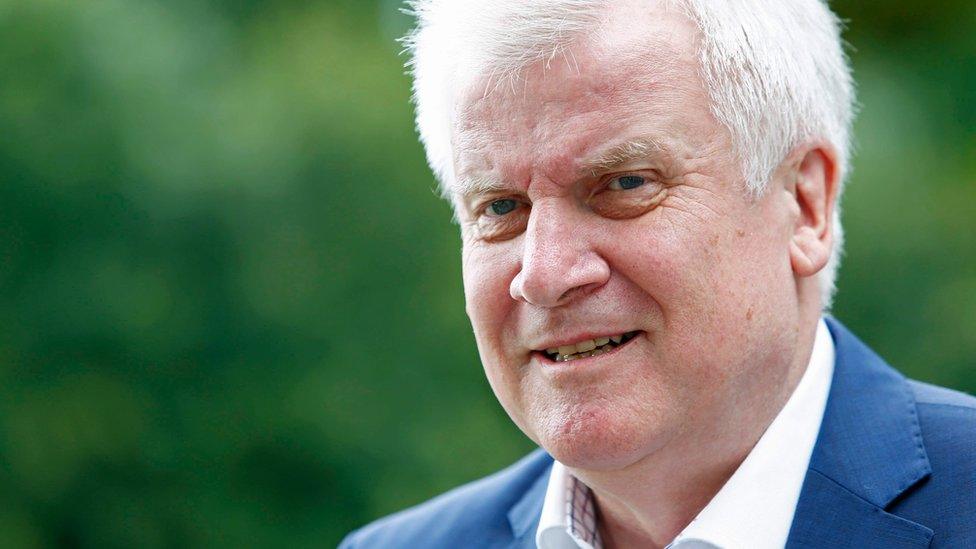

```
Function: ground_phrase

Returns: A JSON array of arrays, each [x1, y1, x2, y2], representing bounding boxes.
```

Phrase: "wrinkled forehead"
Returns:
[[448, 4, 706, 194]]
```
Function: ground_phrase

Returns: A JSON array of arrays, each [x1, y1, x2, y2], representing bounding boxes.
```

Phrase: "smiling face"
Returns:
[[451, 4, 811, 470]]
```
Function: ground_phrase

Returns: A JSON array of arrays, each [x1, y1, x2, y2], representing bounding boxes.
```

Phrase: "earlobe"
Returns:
[[787, 145, 838, 278], [790, 227, 830, 276]]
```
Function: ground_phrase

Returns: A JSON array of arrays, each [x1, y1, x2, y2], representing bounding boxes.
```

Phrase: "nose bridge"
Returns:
[[511, 200, 608, 307], [523, 200, 574, 273]]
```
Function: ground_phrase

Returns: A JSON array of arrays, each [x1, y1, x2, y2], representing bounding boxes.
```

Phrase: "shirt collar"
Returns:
[[537, 460, 603, 549], [536, 318, 835, 549]]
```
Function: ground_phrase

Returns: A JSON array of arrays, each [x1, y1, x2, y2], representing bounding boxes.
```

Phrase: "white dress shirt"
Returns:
[[536, 319, 835, 549]]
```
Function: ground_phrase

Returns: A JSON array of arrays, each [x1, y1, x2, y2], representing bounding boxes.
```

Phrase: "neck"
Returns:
[[569, 307, 823, 548]]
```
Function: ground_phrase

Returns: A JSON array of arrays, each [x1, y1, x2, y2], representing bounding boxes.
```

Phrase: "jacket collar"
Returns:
[[786, 317, 933, 547], [508, 456, 551, 547]]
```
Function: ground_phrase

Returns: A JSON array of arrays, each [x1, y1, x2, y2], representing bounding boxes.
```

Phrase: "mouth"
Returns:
[[538, 331, 641, 363]]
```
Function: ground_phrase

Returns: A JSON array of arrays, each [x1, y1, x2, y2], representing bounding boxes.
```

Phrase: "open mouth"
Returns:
[[541, 331, 641, 362]]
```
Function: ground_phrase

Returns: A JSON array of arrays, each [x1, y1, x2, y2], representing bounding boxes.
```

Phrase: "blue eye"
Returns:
[[489, 199, 518, 215], [611, 175, 645, 190]]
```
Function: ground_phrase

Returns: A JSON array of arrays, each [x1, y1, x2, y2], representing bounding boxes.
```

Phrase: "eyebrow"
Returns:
[[453, 136, 670, 200], [578, 136, 669, 176], [454, 174, 511, 200]]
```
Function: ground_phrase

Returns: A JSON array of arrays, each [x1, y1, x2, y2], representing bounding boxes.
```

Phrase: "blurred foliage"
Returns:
[[0, 0, 972, 547]]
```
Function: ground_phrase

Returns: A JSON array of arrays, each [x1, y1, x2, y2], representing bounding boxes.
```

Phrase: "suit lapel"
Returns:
[[786, 318, 934, 548]]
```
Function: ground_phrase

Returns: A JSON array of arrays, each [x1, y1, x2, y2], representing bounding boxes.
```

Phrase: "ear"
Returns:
[[788, 144, 839, 278]]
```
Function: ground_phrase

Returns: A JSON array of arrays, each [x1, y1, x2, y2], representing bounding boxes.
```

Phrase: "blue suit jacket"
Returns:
[[342, 319, 976, 547]]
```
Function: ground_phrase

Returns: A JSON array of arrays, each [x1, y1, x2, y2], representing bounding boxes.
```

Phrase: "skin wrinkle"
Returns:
[[663, 190, 729, 224]]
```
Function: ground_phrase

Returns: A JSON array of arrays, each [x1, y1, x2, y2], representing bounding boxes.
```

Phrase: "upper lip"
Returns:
[[530, 330, 637, 352]]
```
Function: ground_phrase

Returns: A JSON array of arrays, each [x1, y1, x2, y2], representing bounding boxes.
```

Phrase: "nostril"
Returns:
[[511, 254, 611, 307]]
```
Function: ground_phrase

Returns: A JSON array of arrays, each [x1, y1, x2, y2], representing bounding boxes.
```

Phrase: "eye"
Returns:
[[608, 175, 646, 190], [472, 197, 529, 242], [589, 172, 666, 220], [488, 198, 519, 216]]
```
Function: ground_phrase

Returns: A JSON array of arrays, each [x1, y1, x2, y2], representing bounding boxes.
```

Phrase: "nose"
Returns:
[[509, 203, 610, 307]]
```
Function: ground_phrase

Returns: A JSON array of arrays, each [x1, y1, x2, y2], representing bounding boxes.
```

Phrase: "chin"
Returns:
[[532, 401, 670, 472]]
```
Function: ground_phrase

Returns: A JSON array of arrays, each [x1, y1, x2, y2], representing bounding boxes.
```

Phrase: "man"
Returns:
[[343, 0, 976, 547]]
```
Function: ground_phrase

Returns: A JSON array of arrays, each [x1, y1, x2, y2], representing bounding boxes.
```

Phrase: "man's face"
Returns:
[[451, 4, 804, 470]]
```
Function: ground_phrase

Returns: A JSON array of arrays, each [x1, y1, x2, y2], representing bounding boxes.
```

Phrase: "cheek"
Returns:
[[461, 241, 543, 435], [461, 243, 515, 329], [609, 220, 712, 311], [607, 213, 766, 362]]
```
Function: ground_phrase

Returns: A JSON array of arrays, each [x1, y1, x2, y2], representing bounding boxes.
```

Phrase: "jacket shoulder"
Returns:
[[909, 379, 976, 457], [340, 449, 552, 549], [909, 379, 976, 410], [908, 379, 976, 481], [907, 379, 976, 467]]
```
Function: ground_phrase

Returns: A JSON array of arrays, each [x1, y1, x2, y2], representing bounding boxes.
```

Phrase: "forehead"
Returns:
[[450, 3, 716, 195]]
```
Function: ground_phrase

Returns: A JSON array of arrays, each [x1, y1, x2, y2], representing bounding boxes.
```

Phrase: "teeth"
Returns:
[[543, 332, 637, 361]]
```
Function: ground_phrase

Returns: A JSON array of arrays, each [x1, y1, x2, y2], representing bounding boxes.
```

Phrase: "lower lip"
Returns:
[[534, 332, 643, 366]]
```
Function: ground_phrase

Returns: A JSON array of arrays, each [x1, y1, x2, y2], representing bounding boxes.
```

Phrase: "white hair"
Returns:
[[404, 0, 856, 308]]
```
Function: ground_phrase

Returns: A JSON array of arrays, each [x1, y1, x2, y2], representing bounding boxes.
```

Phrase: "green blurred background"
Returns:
[[0, 0, 972, 547]]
